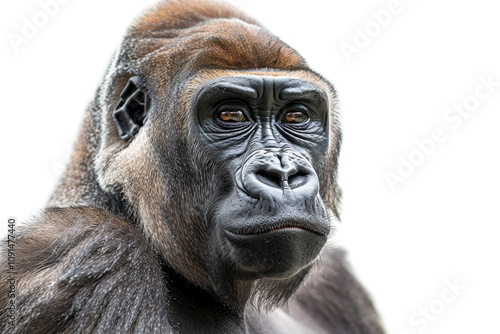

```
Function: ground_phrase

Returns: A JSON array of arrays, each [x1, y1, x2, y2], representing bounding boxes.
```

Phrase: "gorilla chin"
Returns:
[[224, 222, 329, 279], [210, 208, 331, 313]]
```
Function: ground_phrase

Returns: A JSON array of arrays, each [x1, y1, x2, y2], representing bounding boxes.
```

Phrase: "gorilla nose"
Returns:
[[239, 151, 319, 201], [255, 158, 306, 189]]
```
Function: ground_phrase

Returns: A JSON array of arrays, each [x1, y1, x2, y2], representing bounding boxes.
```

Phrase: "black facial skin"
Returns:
[[195, 75, 331, 281]]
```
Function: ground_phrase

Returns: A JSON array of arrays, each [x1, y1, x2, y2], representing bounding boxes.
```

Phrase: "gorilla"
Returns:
[[1, 1, 384, 333]]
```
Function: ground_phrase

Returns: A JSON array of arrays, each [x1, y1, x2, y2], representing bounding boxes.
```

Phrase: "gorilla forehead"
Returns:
[[195, 75, 329, 107]]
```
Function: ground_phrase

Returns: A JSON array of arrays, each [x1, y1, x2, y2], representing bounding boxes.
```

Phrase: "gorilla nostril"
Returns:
[[255, 171, 283, 189], [254, 169, 310, 189], [287, 170, 309, 188]]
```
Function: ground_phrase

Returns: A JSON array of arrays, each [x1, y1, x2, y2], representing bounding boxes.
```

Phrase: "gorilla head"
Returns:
[[50, 0, 341, 313]]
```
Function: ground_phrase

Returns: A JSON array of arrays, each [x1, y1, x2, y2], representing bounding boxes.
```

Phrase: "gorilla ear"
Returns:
[[113, 76, 151, 142]]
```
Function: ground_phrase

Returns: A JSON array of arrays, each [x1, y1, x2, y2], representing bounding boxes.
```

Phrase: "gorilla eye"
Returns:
[[215, 102, 249, 124], [219, 110, 246, 122], [282, 104, 310, 124], [284, 111, 308, 123]]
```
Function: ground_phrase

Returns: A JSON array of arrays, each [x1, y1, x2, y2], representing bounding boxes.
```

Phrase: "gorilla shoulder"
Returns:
[[0, 207, 170, 333]]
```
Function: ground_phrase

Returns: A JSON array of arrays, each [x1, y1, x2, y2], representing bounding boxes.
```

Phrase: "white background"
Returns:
[[1, 0, 499, 333]]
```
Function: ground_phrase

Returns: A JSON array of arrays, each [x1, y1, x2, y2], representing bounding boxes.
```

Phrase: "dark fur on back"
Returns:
[[1, 207, 170, 333]]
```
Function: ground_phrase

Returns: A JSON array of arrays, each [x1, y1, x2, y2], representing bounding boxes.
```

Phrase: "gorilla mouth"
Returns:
[[225, 220, 329, 237], [222, 219, 329, 279]]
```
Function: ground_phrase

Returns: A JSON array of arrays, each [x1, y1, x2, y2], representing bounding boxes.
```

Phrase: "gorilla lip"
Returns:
[[225, 220, 328, 237]]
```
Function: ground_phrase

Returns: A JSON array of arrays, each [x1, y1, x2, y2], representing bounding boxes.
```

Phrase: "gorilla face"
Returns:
[[109, 69, 338, 312], [194, 75, 331, 280], [109, 68, 338, 311]]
